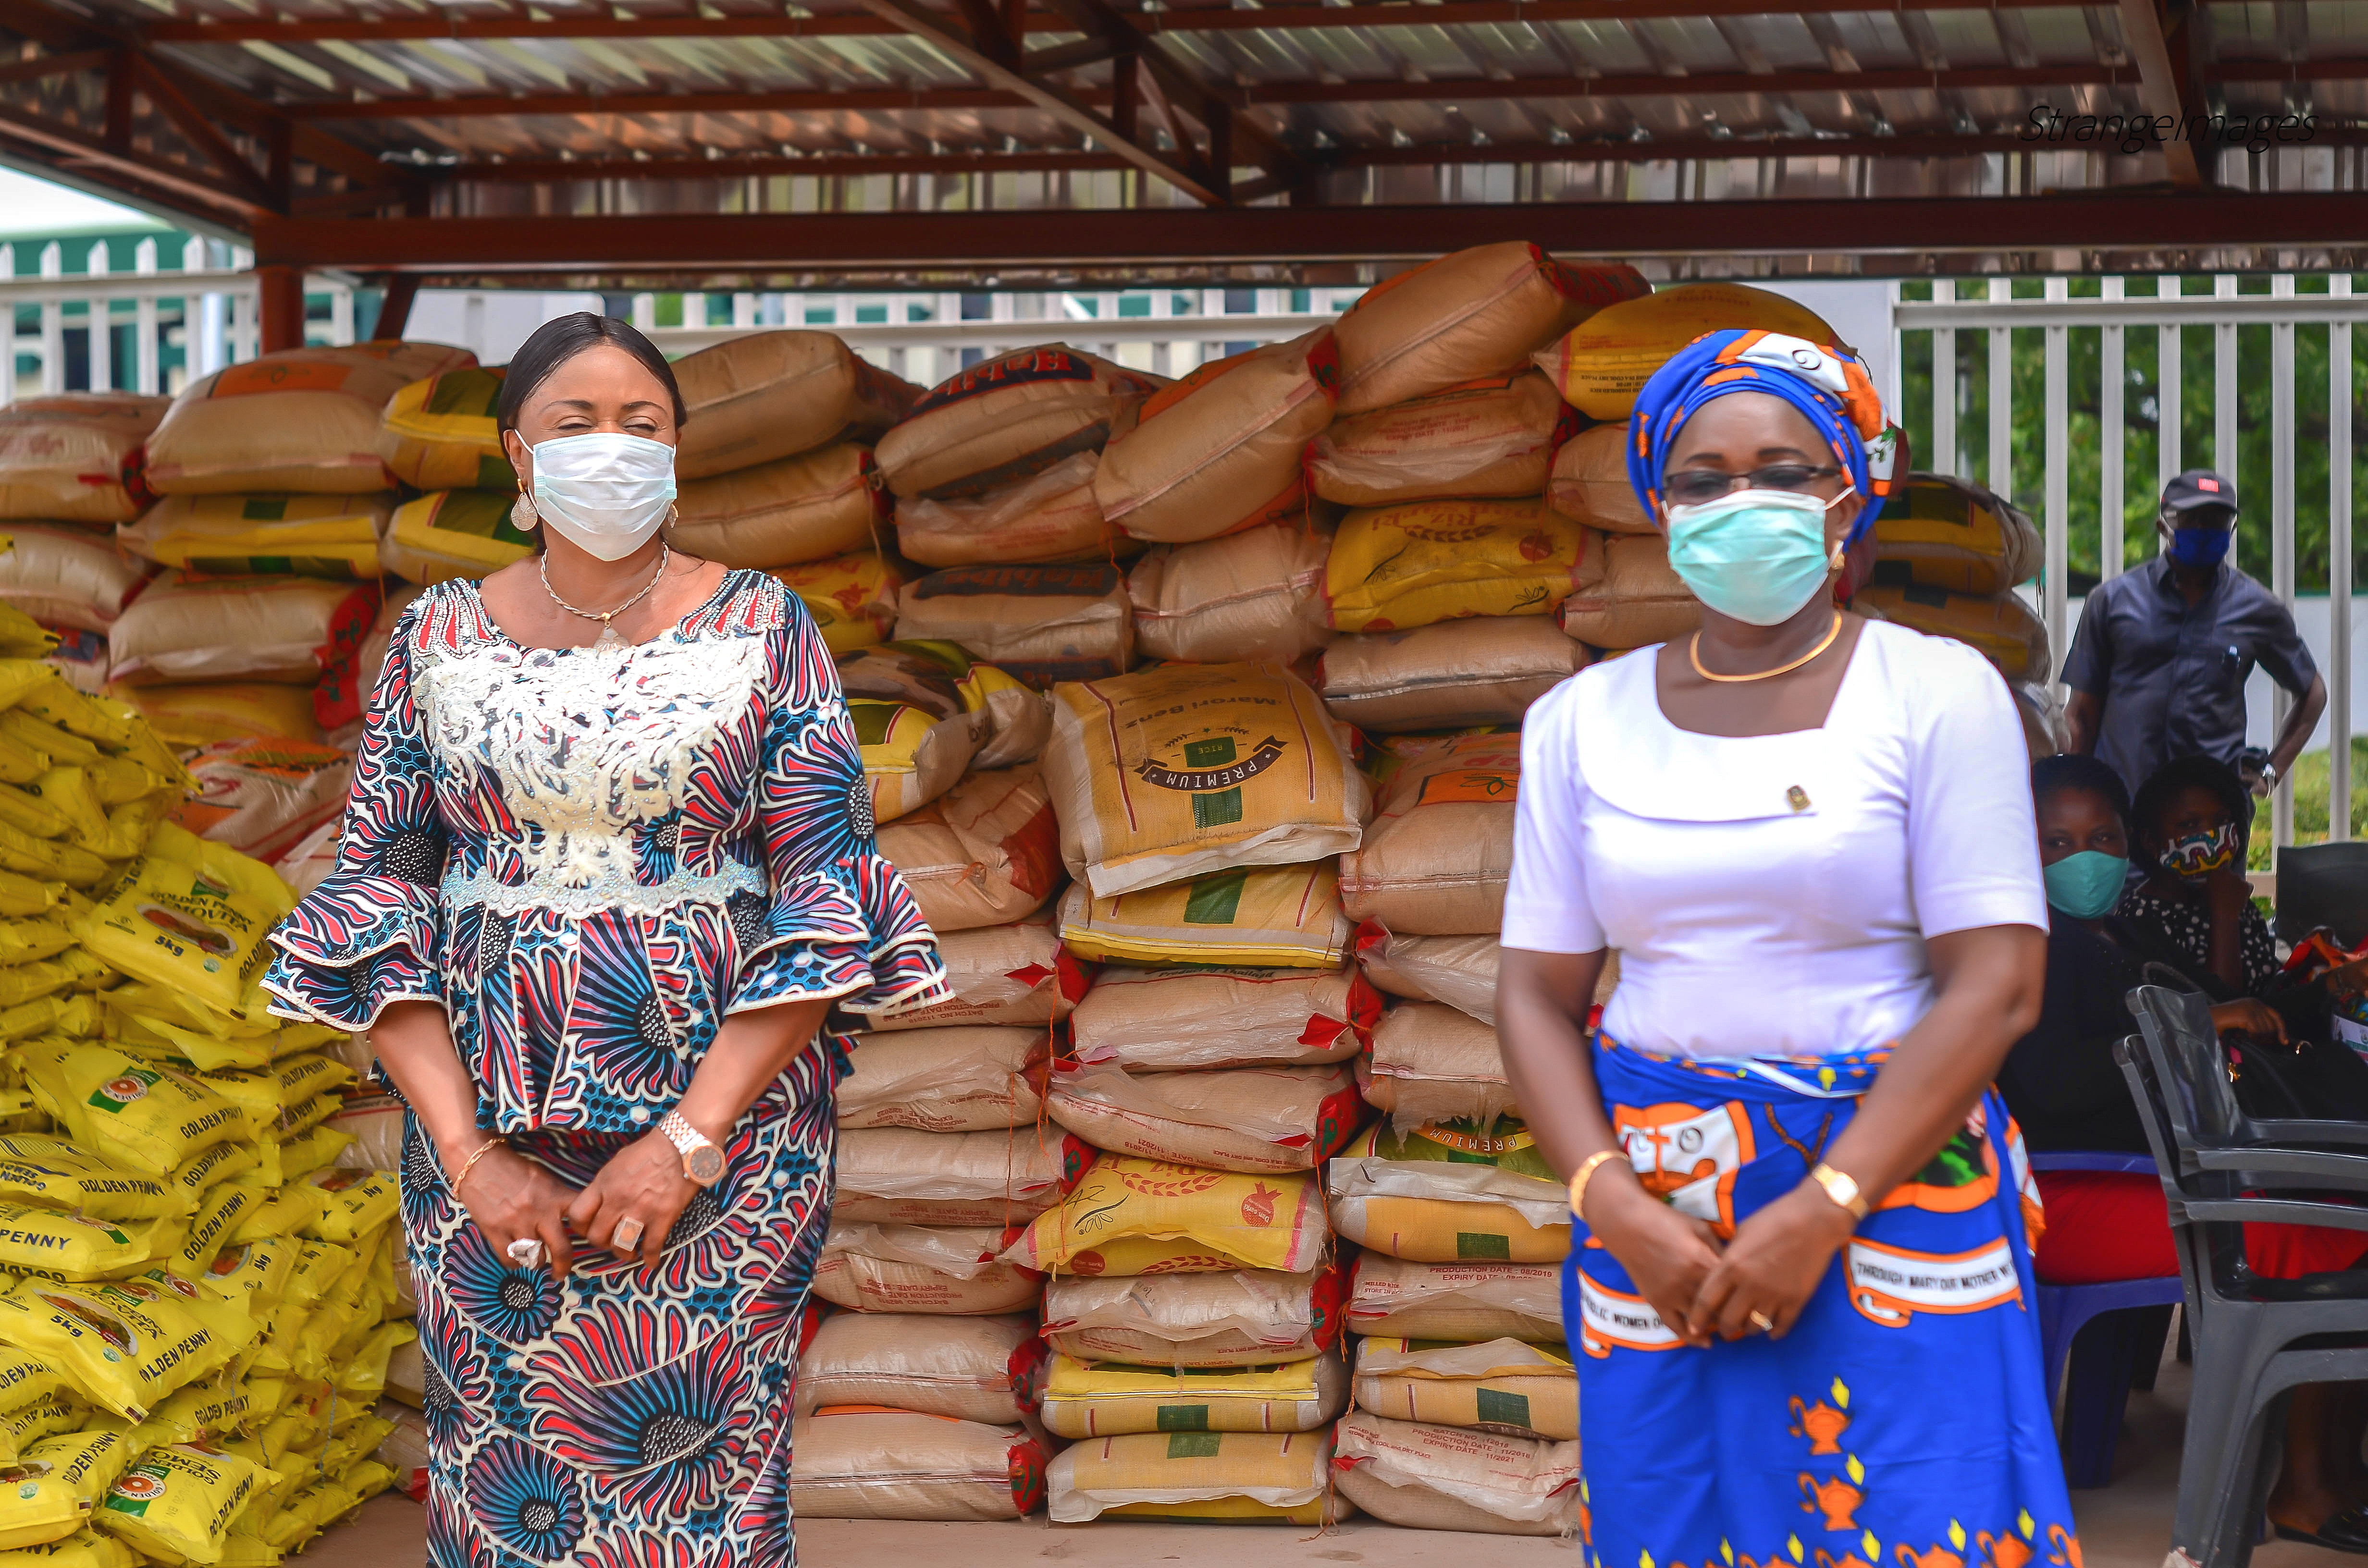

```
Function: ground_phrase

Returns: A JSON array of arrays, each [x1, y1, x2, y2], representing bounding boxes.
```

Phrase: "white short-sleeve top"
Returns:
[[1501, 619, 2047, 1061]]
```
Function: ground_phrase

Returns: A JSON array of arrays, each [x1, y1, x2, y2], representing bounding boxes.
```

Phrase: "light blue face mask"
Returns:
[[1663, 487, 1852, 627], [2043, 849, 2129, 920]]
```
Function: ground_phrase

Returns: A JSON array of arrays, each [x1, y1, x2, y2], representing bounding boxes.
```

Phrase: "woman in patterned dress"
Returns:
[[262, 314, 945, 1567]]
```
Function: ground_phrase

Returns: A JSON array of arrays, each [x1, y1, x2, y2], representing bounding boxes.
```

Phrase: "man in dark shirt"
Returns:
[[2063, 468, 2326, 797]]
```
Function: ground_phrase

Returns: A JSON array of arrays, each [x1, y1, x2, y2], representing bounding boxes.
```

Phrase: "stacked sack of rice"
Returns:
[[0, 396, 170, 695]]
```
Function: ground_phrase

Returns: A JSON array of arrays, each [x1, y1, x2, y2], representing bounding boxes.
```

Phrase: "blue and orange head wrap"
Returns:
[[1625, 329, 1905, 546]]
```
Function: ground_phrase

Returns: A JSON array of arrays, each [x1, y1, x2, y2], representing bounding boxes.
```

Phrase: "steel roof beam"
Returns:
[[2116, 0, 2204, 186]]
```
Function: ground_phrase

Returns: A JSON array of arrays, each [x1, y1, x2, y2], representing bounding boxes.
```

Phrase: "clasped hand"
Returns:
[[452, 1132, 699, 1280], [1587, 1176, 1858, 1348]]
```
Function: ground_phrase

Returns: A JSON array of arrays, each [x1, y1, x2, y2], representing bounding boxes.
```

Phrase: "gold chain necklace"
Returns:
[[541, 544, 670, 650], [1688, 611, 1843, 683]]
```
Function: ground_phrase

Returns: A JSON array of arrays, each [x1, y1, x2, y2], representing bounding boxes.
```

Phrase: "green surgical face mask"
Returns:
[[2043, 850, 2128, 920]]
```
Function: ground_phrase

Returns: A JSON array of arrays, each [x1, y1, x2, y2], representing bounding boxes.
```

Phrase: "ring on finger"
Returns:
[[612, 1217, 645, 1254], [1748, 1310, 1775, 1333], [506, 1237, 546, 1271]]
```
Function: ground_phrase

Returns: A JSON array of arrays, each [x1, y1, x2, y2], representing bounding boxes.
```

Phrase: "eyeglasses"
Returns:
[[1663, 465, 1844, 506]]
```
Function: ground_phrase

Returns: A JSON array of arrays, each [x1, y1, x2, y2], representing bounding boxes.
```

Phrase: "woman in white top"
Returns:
[[1498, 329, 2076, 1568]]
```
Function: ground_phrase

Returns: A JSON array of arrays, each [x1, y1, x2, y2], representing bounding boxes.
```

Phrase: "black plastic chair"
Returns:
[[2115, 984, 2368, 1568], [2273, 840, 2368, 949]]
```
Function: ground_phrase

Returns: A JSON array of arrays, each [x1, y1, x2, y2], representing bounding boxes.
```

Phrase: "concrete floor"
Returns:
[[322, 1347, 2360, 1568]]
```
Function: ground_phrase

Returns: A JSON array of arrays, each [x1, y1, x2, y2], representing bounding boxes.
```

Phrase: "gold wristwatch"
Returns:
[[659, 1110, 724, 1187], [1807, 1161, 1870, 1221]]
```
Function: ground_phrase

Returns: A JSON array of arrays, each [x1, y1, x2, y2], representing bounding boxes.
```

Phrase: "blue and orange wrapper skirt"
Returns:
[[1567, 1037, 2080, 1568]]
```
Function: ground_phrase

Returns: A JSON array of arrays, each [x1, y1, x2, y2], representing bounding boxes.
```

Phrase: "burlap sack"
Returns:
[[832, 1126, 1086, 1227], [1046, 1063, 1363, 1175], [790, 1408, 1046, 1521], [864, 909, 1088, 1033], [1334, 244, 1648, 414], [1340, 734, 1518, 935], [876, 344, 1165, 500], [1042, 662, 1367, 898], [895, 564, 1133, 688], [812, 1221, 1046, 1314], [839, 1026, 1048, 1132], [119, 493, 394, 579], [1358, 1002, 1513, 1129], [1533, 281, 1838, 421], [1315, 616, 1584, 733], [1332, 1410, 1578, 1535], [1856, 584, 2051, 684], [1325, 498, 1586, 632], [0, 526, 152, 632], [876, 764, 1061, 932], [775, 552, 902, 654], [375, 365, 509, 491], [664, 442, 881, 568], [672, 330, 918, 479], [1058, 862, 1351, 970], [1041, 1348, 1345, 1439], [1871, 473, 2042, 595], [1048, 1427, 1346, 1524], [1041, 1264, 1343, 1368], [1310, 370, 1573, 507], [1329, 1121, 1571, 1264], [1347, 1254, 1564, 1343], [1546, 422, 1653, 532], [1005, 1156, 1330, 1277], [1558, 529, 1700, 649], [1127, 523, 1333, 665], [895, 451, 1130, 567], [1070, 965, 1379, 1070], [0, 393, 169, 523], [793, 1311, 1043, 1422], [1093, 331, 1339, 544], [1352, 1336, 1576, 1441], [144, 342, 474, 495], [109, 574, 379, 686]]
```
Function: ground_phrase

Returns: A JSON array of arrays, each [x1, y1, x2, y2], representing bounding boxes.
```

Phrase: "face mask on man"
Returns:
[[2043, 850, 2129, 920], [529, 432, 677, 561], [1662, 487, 1855, 627], [2159, 822, 2239, 882], [2163, 510, 2235, 568]]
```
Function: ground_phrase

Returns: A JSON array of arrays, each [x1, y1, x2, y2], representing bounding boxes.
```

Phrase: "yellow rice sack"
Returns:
[[373, 367, 510, 492], [792, 1311, 1043, 1424], [1047, 1428, 1347, 1524], [1325, 499, 1585, 632], [143, 342, 473, 495], [1327, 1118, 1569, 1265], [839, 675, 988, 829], [876, 344, 1163, 501], [0, 1529, 134, 1568], [0, 1203, 154, 1279], [1057, 862, 1350, 970], [116, 496, 392, 580], [1351, 1336, 1576, 1441], [23, 1428, 135, 1506], [1041, 1264, 1346, 1368], [812, 1221, 1046, 1315], [0, 606, 57, 661], [0, 394, 169, 525], [72, 856, 281, 1017], [25, 1047, 244, 1177], [1870, 473, 2043, 595], [381, 490, 534, 585], [286, 1169, 396, 1245], [1534, 281, 1839, 421], [0, 1276, 226, 1420], [1855, 584, 2052, 685], [773, 552, 901, 654], [0, 528, 153, 636], [0, 1390, 84, 1461], [0, 873, 60, 919], [895, 451, 1133, 569], [1546, 421, 1653, 533], [1309, 370, 1574, 508], [1331, 1409, 1577, 1535], [1042, 662, 1366, 899], [0, 1136, 176, 1220], [666, 443, 882, 569], [1005, 1156, 1327, 1276], [103, 684, 319, 748], [96, 1443, 273, 1565], [671, 331, 918, 479], [0, 1468, 87, 1549], [1041, 1349, 1346, 1439], [0, 1347, 66, 1416], [1559, 529, 1700, 650]]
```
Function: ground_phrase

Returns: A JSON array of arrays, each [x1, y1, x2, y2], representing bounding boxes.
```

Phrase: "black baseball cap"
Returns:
[[2162, 468, 2240, 520]]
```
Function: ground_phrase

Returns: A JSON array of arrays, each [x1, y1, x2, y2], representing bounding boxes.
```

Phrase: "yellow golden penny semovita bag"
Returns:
[[25, 1046, 243, 1177], [97, 1443, 274, 1566]]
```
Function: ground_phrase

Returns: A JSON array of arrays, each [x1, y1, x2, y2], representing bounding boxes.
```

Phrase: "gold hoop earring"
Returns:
[[1828, 543, 1846, 571], [510, 493, 540, 532]]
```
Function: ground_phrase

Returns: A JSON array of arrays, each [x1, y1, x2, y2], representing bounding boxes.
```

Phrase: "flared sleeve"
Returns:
[[726, 589, 949, 1019], [262, 598, 447, 1029]]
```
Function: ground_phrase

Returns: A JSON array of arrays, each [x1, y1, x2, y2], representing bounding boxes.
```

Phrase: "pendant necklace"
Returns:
[[541, 544, 670, 650]]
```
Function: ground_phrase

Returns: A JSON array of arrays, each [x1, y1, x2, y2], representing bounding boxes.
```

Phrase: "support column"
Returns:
[[258, 264, 305, 355]]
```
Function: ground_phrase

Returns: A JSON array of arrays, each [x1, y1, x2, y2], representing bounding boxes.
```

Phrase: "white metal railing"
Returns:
[[1891, 277, 2362, 852]]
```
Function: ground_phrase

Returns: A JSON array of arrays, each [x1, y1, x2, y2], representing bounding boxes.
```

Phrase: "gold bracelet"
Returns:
[[448, 1137, 505, 1191], [1807, 1161, 1871, 1221], [1568, 1149, 1626, 1224]]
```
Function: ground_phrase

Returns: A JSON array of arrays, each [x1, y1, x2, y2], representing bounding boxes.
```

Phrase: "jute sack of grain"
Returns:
[[1340, 734, 1517, 935], [1309, 370, 1575, 507], [774, 553, 902, 654], [1353, 1336, 1575, 1441], [1058, 862, 1351, 969], [110, 682, 321, 747], [839, 1026, 1048, 1133], [794, 1312, 1045, 1422], [1041, 1348, 1346, 1439], [833, 1126, 1088, 1227], [381, 490, 533, 585], [119, 495, 393, 579], [875, 764, 1061, 932], [0, 527, 152, 633], [144, 342, 474, 495], [1127, 523, 1333, 665], [1005, 1156, 1329, 1276], [1534, 282, 1839, 421], [1040, 1262, 1345, 1368], [790, 1408, 1047, 1521], [813, 1222, 1046, 1314], [1360, 1003, 1514, 1129], [1348, 1254, 1564, 1343], [1093, 330, 1340, 544], [1070, 965, 1379, 1071], [0, 394, 169, 524], [1870, 472, 2042, 594], [672, 330, 919, 479], [1332, 1410, 1577, 1535], [664, 442, 881, 568], [1546, 422, 1653, 532], [1856, 584, 2051, 684], [1334, 245, 1649, 415], [109, 575, 379, 686], [894, 564, 1132, 688], [1329, 1119, 1570, 1263], [837, 644, 993, 824], [896, 451, 1133, 568], [1316, 617, 1584, 733], [1558, 529, 1699, 649], [877, 344, 1166, 500], [173, 739, 353, 863], [1043, 662, 1366, 898], [864, 909, 1089, 1033], [1045, 1063, 1363, 1175], [1326, 499, 1586, 632], [1048, 1428, 1349, 1524], [374, 367, 510, 492]]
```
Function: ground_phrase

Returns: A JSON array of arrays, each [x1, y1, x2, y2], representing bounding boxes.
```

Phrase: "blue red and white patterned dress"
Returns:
[[262, 567, 946, 1568]]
